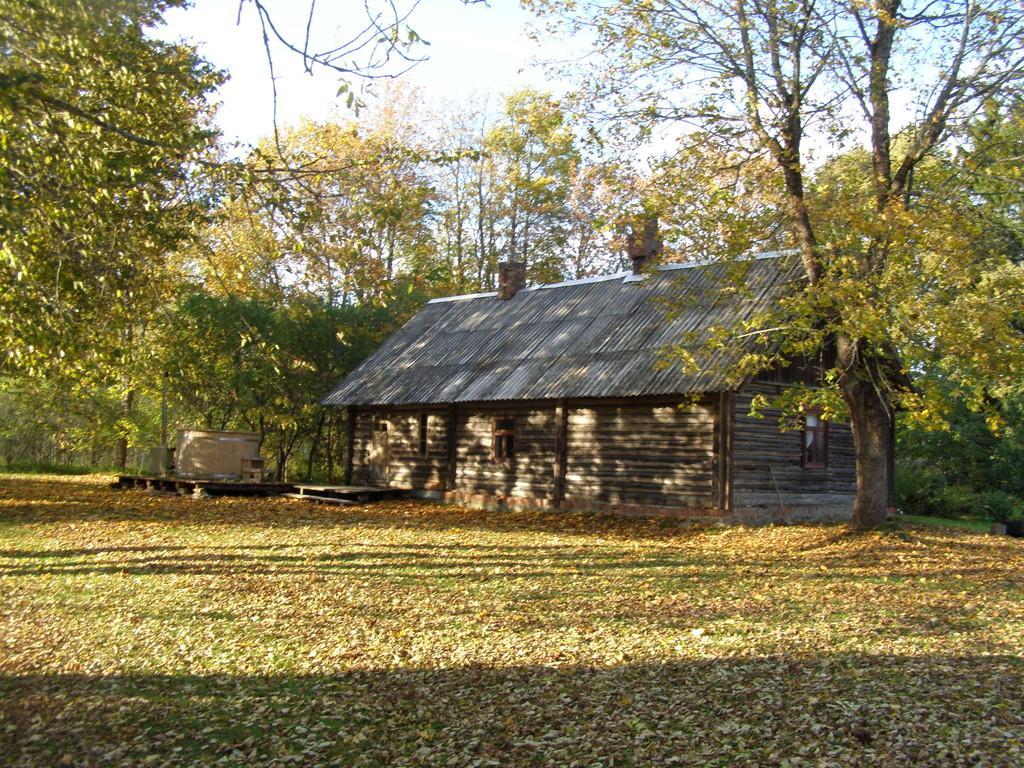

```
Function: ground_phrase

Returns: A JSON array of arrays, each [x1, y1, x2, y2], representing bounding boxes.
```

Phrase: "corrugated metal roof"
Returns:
[[322, 252, 804, 406]]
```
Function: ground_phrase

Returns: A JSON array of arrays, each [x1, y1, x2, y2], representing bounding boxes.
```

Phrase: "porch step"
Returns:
[[290, 484, 412, 503], [283, 493, 357, 506]]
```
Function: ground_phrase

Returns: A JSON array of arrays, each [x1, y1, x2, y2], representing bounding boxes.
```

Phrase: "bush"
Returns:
[[895, 467, 947, 516], [929, 485, 1022, 522], [896, 467, 1024, 521], [975, 490, 1022, 523], [934, 485, 988, 519]]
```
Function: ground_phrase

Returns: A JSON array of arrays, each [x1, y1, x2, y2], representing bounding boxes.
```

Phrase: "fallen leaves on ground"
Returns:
[[0, 474, 1022, 766]]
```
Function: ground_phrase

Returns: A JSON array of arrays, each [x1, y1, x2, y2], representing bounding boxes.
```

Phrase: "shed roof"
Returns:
[[322, 252, 803, 406]]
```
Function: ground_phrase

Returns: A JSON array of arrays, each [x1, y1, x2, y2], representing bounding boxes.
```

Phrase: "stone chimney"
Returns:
[[497, 261, 526, 300], [626, 217, 663, 275]]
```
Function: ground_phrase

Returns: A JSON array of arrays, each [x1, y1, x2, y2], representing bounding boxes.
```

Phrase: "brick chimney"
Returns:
[[497, 261, 526, 300], [627, 218, 663, 275]]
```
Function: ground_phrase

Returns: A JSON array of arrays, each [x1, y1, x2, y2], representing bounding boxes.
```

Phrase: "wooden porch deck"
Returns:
[[112, 475, 295, 497], [111, 476, 412, 504]]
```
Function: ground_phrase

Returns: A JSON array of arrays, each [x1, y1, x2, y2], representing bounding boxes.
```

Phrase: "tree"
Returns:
[[428, 91, 608, 291], [0, 376, 148, 469], [430, 95, 494, 293], [0, 0, 221, 374], [529, 0, 1024, 527], [154, 286, 422, 480], [0, 0, 222, 468], [888, 102, 1024, 502], [485, 90, 580, 284], [649, 134, 789, 263], [161, 106, 437, 479], [245, 118, 434, 305], [957, 99, 1024, 263], [564, 162, 630, 278]]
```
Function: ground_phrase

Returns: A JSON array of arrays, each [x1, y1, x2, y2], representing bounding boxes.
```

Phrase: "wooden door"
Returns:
[[369, 422, 390, 485]]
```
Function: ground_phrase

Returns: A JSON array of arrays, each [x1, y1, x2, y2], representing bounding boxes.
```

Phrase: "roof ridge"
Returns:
[[425, 249, 797, 304], [427, 290, 499, 304]]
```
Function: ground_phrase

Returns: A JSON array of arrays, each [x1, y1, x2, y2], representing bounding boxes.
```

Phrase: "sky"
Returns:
[[160, 0, 563, 147]]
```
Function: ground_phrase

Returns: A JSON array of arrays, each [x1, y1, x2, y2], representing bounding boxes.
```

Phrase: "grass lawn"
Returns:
[[1, 474, 1022, 767], [898, 513, 999, 534]]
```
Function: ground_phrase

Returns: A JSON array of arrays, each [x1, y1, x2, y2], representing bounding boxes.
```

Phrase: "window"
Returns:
[[418, 412, 429, 457], [802, 410, 828, 469], [372, 414, 388, 433], [492, 416, 515, 460]]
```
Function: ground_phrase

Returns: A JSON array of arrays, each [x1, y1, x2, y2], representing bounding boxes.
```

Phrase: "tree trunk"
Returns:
[[276, 429, 289, 482], [114, 389, 135, 472], [325, 414, 335, 483], [305, 410, 326, 482], [843, 377, 893, 529]]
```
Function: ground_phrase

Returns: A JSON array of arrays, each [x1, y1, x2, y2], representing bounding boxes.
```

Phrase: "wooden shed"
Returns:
[[174, 430, 264, 482], [322, 251, 855, 522]]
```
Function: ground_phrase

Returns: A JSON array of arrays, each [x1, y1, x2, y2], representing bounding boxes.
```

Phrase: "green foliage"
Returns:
[[0, 376, 159, 469], [895, 467, 1023, 522], [153, 285, 421, 480], [484, 89, 582, 284], [958, 99, 1024, 263], [250, 117, 436, 304], [975, 490, 1022, 523], [894, 466, 947, 517], [898, 391, 1024, 497], [430, 89, 619, 293], [934, 486, 1023, 523], [650, 133, 789, 263], [0, 0, 222, 376]]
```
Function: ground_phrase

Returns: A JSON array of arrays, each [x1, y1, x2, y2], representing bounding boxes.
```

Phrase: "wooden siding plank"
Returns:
[[446, 404, 458, 491]]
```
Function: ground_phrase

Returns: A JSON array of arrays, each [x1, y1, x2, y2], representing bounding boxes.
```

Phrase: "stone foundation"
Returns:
[[729, 504, 854, 525], [407, 490, 853, 525]]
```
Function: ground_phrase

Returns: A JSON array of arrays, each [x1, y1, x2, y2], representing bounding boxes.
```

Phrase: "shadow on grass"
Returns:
[[0, 543, 710, 581], [0, 475, 724, 539], [0, 540, 1013, 587], [2, 655, 1021, 767]]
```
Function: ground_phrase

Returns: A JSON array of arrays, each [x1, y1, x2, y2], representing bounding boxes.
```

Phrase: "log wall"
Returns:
[[563, 400, 716, 509], [453, 404, 557, 501], [350, 410, 372, 486], [731, 381, 856, 510], [347, 387, 855, 519], [350, 407, 448, 489]]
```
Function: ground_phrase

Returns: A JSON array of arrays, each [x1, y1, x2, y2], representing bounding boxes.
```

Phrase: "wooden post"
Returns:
[[716, 392, 734, 514], [446, 403, 458, 492], [553, 399, 568, 507], [344, 406, 357, 485]]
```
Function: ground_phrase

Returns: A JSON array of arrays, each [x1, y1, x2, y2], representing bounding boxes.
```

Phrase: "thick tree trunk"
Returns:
[[114, 439, 127, 472], [842, 377, 893, 529]]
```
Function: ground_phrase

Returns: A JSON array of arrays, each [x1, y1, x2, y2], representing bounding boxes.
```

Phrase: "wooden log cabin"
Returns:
[[323, 250, 856, 523]]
